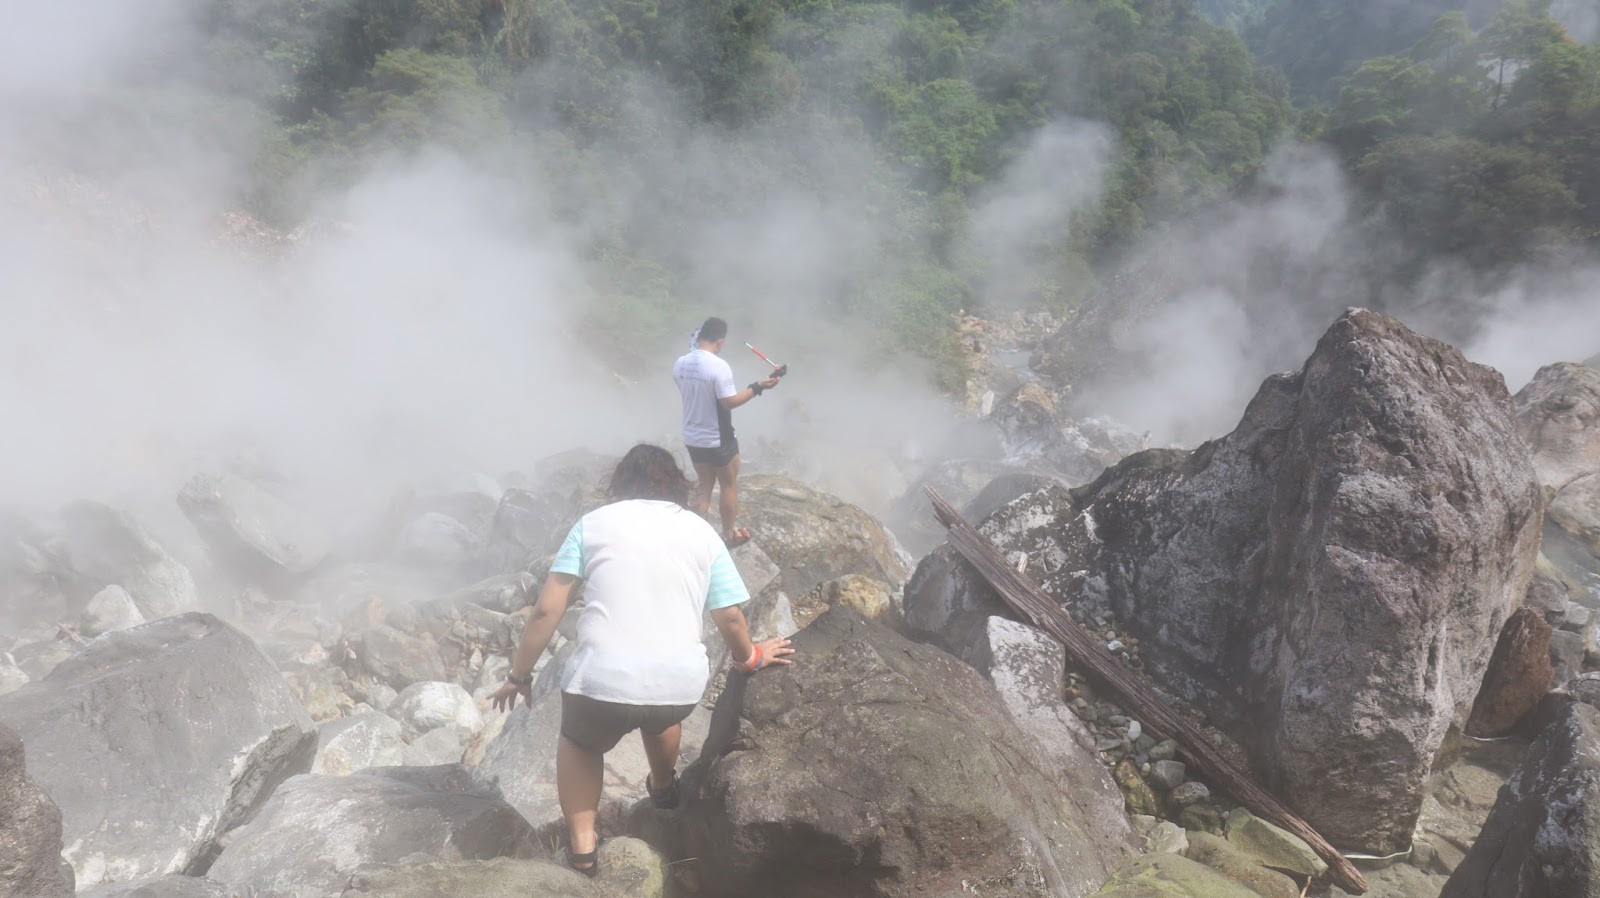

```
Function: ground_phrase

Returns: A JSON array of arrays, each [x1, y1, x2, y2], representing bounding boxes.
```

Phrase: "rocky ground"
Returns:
[[2, 309, 1600, 898]]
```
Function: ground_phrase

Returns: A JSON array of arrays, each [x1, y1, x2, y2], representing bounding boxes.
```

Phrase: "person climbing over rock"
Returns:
[[673, 316, 781, 547], [488, 444, 794, 877]]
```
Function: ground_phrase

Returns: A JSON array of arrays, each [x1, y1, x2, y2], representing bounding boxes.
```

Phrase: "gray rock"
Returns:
[[350, 626, 449, 691], [0, 614, 316, 890], [681, 607, 1135, 898], [398, 512, 481, 570], [0, 722, 73, 898], [0, 516, 79, 630], [178, 473, 330, 578], [437, 572, 537, 615], [1090, 853, 1261, 897], [1442, 701, 1600, 898], [208, 767, 534, 898], [61, 502, 198, 619], [389, 682, 483, 743], [1182, 832, 1300, 898], [1223, 809, 1327, 878], [736, 475, 913, 599], [401, 727, 466, 767], [906, 310, 1543, 855], [1145, 822, 1188, 855], [1551, 628, 1587, 684], [1168, 781, 1210, 808], [991, 383, 1143, 484], [594, 837, 667, 898], [80, 585, 146, 637], [0, 654, 25, 697], [313, 713, 405, 776], [79, 877, 232, 897], [481, 488, 567, 575], [337, 856, 600, 898], [887, 458, 1053, 557], [962, 616, 1135, 855], [1149, 760, 1187, 791], [1564, 601, 1594, 631], [1515, 361, 1600, 494]]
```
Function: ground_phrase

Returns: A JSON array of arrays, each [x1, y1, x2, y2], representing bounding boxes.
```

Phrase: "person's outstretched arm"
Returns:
[[489, 572, 579, 710], [710, 605, 794, 672]]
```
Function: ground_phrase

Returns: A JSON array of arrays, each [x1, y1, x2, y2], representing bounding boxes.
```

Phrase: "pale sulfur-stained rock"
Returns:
[[313, 713, 405, 776], [80, 585, 146, 637]]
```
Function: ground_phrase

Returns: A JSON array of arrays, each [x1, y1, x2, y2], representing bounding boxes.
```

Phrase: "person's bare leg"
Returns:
[[717, 454, 742, 541], [557, 736, 604, 868], [640, 724, 682, 791], [692, 462, 716, 519]]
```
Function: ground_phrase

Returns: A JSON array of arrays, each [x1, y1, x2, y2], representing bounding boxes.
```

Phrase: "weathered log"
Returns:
[[926, 486, 1368, 894]]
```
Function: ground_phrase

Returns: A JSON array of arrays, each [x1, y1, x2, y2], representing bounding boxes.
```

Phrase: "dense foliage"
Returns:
[[159, 0, 1600, 381]]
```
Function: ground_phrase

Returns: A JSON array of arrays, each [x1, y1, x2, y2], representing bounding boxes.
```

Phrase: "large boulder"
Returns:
[[337, 856, 605, 898], [79, 878, 232, 897], [61, 502, 199, 619], [906, 310, 1543, 856], [738, 475, 914, 599], [990, 383, 1144, 484], [679, 607, 1135, 898], [0, 514, 86, 628], [1441, 700, 1600, 898], [0, 614, 317, 889], [178, 474, 330, 579], [1515, 361, 1600, 493], [1088, 853, 1260, 898], [313, 713, 406, 776], [208, 766, 535, 898], [0, 722, 72, 898]]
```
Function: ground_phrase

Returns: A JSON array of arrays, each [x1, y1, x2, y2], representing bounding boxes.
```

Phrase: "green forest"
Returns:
[[138, 0, 1600, 381]]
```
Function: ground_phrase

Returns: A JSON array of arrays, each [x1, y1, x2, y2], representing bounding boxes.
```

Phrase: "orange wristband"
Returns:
[[736, 644, 765, 673]]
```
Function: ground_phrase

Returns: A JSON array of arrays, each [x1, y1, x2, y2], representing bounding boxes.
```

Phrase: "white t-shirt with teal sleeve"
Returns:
[[550, 499, 751, 705]]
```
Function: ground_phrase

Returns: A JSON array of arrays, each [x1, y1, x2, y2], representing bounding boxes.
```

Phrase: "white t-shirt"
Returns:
[[673, 349, 738, 448], [550, 499, 750, 705]]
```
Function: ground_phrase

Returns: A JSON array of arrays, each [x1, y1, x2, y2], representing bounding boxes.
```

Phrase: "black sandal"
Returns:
[[566, 845, 600, 878], [647, 770, 681, 809]]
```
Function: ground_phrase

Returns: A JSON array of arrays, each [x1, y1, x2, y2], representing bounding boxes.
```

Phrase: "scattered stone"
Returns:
[[208, 767, 534, 898], [1089, 853, 1261, 898], [1466, 607, 1553, 737], [1223, 809, 1327, 879], [1114, 760, 1161, 818], [1169, 781, 1210, 809], [389, 682, 483, 743], [313, 713, 405, 776], [1182, 832, 1300, 898], [1145, 822, 1188, 854], [0, 722, 73, 897], [1148, 740, 1177, 763], [1550, 628, 1586, 684], [397, 512, 481, 570], [1149, 760, 1186, 791], [1562, 601, 1593, 632], [1442, 700, 1600, 898], [401, 727, 466, 767], [1179, 803, 1225, 836], [1126, 720, 1142, 742], [0, 614, 317, 890], [80, 585, 146, 637]]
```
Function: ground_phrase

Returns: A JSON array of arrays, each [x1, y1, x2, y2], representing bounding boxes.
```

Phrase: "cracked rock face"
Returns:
[[1442, 700, 1600, 898], [0, 614, 317, 891], [0, 722, 73, 898], [906, 310, 1543, 856], [680, 607, 1135, 898]]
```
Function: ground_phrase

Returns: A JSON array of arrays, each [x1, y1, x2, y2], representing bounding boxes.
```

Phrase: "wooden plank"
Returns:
[[925, 486, 1368, 894]]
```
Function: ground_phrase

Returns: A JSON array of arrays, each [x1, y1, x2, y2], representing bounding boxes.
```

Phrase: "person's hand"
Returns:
[[758, 376, 781, 391], [738, 637, 796, 673], [489, 678, 532, 712]]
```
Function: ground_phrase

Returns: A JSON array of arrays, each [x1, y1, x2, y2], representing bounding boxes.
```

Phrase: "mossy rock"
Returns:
[[1091, 854, 1263, 897]]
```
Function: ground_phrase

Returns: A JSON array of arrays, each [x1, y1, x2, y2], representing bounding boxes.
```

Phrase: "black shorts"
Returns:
[[559, 692, 696, 754], [687, 439, 739, 469]]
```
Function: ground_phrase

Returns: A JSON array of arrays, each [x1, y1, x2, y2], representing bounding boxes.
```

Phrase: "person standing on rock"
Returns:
[[673, 317, 781, 548], [488, 444, 794, 877]]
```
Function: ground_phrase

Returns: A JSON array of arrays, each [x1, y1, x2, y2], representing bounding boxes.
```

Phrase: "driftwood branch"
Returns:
[[925, 486, 1368, 894]]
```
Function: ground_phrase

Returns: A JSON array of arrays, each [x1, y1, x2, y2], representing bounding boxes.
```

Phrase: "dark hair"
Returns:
[[608, 444, 691, 507], [697, 317, 728, 344]]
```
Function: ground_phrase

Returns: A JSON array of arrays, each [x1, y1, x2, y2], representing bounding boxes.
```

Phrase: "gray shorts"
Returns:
[[559, 692, 696, 754]]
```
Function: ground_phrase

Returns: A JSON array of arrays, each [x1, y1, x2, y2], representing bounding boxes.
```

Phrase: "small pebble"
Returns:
[[1107, 640, 1124, 652], [1127, 720, 1142, 742], [1107, 715, 1129, 727]]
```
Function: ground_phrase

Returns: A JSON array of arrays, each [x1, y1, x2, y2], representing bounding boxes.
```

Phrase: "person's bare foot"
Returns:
[[723, 527, 751, 548]]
